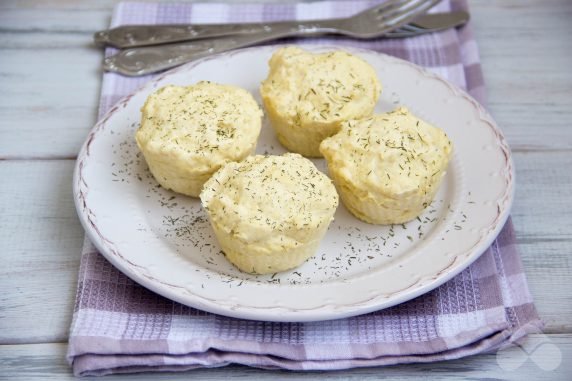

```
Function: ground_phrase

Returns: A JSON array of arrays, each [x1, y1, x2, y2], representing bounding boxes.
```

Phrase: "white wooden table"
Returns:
[[1, 0, 571, 379]]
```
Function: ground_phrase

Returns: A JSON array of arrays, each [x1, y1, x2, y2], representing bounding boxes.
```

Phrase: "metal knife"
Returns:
[[96, 11, 469, 49], [103, 11, 469, 76]]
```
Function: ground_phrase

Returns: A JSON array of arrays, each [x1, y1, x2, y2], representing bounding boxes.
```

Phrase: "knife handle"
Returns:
[[102, 11, 471, 76], [95, 19, 340, 49], [103, 27, 301, 76]]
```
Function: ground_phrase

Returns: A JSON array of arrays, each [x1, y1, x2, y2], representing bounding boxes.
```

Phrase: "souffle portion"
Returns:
[[136, 82, 262, 197], [260, 47, 381, 157], [320, 107, 452, 224], [200, 153, 339, 274]]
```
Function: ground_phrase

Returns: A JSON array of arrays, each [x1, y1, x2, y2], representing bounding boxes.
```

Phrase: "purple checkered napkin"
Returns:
[[68, 0, 542, 376]]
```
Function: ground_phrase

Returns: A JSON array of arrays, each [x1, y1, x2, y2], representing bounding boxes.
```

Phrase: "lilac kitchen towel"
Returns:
[[67, 0, 543, 376]]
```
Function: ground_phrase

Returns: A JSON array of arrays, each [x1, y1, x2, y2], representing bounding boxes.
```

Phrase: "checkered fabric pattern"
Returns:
[[68, 0, 542, 376]]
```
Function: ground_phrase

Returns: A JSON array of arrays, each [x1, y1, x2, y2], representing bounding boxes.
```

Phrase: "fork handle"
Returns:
[[103, 24, 339, 76], [95, 19, 342, 49]]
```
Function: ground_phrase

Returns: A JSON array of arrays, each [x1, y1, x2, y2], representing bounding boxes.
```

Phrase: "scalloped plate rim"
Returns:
[[73, 44, 514, 322]]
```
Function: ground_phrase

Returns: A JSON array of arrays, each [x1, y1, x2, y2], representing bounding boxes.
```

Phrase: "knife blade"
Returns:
[[95, 11, 469, 49]]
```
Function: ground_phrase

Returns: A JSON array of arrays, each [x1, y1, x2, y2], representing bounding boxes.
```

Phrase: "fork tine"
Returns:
[[378, 0, 440, 21], [375, 0, 424, 15], [354, 0, 431, 17], [399, 24, 426, 32], [354, 0, 413, 16], [375, 0, 442, 34]]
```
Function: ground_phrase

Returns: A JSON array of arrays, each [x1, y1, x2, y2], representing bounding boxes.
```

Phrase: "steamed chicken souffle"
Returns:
[[320, 107, 452, 225], [135, 82, 263, 197], [200, 153, 339, 274], [260, 47, 381, 157]]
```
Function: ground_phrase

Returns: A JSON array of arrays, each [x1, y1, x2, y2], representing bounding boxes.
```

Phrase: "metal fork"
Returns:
[[104, 0, 441, 76], [96, 0, 441, 49]]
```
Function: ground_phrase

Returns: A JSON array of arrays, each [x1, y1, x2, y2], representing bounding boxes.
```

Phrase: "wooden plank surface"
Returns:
[[1, 0, 571, 158], [1, 151, 570, 342], [1, 335, 571, 379], [0, 44, 102, 159], [472, 0, 572, 153], [0, 0, 571, 378], [0, 161, 83, 343]]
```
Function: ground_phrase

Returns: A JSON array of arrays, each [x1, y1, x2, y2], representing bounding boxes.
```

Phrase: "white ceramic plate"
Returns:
[[74, 45, 513, 322]]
